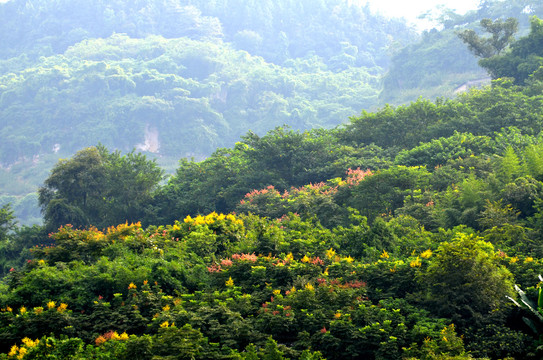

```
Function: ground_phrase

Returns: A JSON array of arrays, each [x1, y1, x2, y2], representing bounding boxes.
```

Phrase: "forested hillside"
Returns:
[[4, 14, 543, 358], [0, 0, 417, 225], [6, 0, 543, 226], [382, 0, 543, 103]]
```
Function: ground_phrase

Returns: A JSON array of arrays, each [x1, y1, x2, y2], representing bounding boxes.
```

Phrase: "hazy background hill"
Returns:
[[0, 0, 419, 224], [382, 0, 543, 103], [2, 0, 543, 225]]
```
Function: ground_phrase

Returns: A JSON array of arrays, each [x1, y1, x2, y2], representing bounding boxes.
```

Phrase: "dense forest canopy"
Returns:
[[6, 0, 543, 359], [0, 0, 417, 166], [4, 0, 543, 225], [0, 0, 420, 224], [5, 77, 543, 357], [381, 0, 543, 103]]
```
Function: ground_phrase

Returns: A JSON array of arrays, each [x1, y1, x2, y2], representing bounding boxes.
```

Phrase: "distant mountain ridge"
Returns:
[[0, 0, 417, 164], [0, 0, 417, 224], [4, 0, 543, 225]]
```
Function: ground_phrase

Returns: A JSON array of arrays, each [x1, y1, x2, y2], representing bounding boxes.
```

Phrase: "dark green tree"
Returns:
[[38, 146, 163, 230]]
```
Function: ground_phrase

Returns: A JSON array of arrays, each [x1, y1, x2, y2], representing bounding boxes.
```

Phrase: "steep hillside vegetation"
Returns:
[[382, 0, 543, 103], [4, 12, 543, 359], [4, 79, 543, 358], [0, 0, 418, 224], [0, 0, 416, 166]]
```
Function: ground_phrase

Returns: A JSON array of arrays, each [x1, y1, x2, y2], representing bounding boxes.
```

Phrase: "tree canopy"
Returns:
[[5, 1, 543, 359], [458, 18, 518, 58], [479, 16, 543, 83], [38, 146, 163, 230]]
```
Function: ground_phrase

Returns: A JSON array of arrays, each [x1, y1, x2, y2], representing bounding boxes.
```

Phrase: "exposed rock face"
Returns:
[[136, 125, 160, 153]]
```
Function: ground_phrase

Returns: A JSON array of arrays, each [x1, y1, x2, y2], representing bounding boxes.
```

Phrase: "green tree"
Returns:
[[501, 175, 543, 218], [38, 146, 163, 231], [420, 233, 515, 330], [496, 145, 522, 184], [38, 147, 106, 229], [478, 16, 543, 83], [338, 166, 431, 222], [152, 324, 209, 359], [0, 204, 16, 243], [259, 337, 284, 360], [458, 18, 518, 58], [99, 146, 164, 226], [523, 143, 543, 180], [477, 200, 520, 229]]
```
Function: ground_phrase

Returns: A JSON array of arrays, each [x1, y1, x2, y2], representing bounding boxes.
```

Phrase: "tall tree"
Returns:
[[458, 17, 518, 58], [39, 146, 163, 230], [0, 204, 16, 243], [477, 16, 543, 83], [496, 145, 523, 184]]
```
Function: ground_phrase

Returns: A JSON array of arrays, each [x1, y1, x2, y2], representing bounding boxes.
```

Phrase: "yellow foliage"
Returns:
[[325, 248, 336, 259], [410, 257, 421, 268], [8, 345, 18, 356], [184, 212, 244, 227], [21, 337, 40, 348], [420, 249, 432, 259], [193, 215, 206, 225], [33, 307, 43, 315], [17, 347, 27, 359], [226, 213, 244, 226]]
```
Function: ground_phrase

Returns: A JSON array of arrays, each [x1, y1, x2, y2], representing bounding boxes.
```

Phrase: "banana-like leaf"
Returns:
[[511, 284, 543, 322], [523, 316, 539, 335]]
